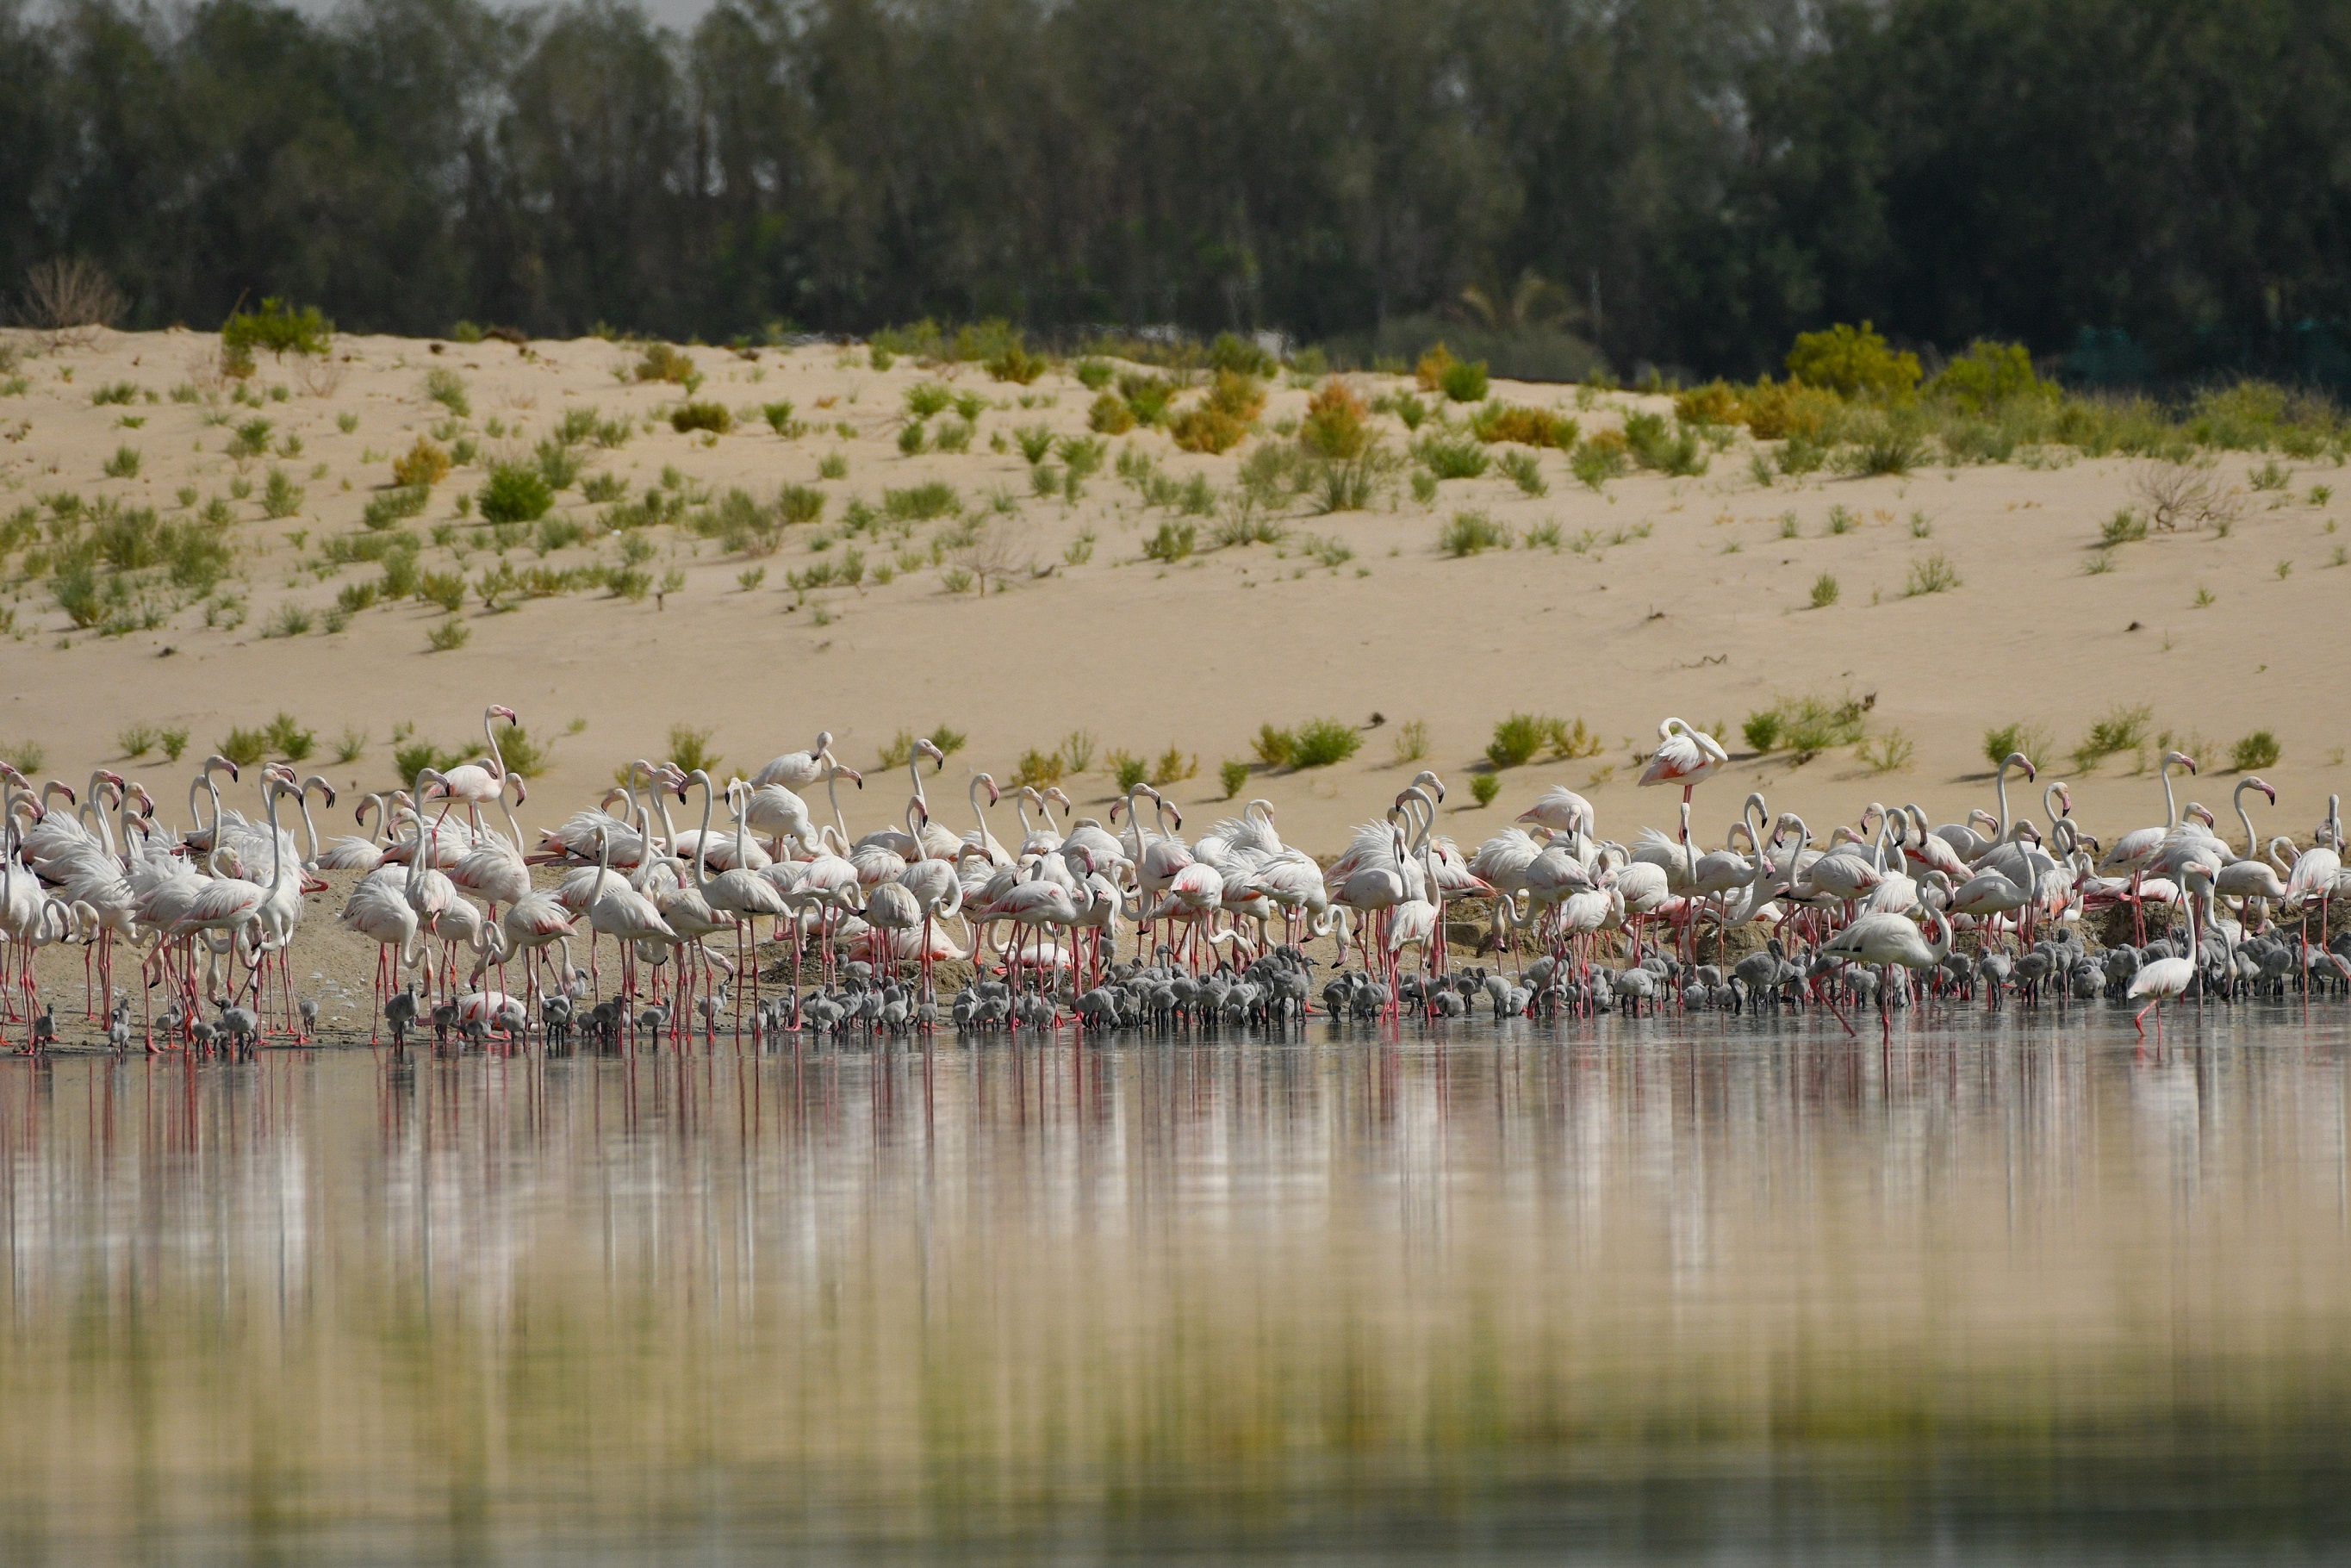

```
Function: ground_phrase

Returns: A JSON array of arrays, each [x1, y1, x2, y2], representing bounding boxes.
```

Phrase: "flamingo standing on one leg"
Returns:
[[1638, 718, 1728, 846]]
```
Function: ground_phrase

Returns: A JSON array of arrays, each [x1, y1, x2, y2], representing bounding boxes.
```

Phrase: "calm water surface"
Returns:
[[4, 1009, 2351, 1564]]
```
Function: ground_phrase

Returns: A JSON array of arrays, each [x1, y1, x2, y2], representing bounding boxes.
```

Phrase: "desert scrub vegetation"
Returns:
[[478, 464, 554, 524], [1166, 371, 1265, 454], [1468, 401, 1574, 448], [2231, 730, 2281, 771], [221, 297, 333, 368], [1740, 694, 1869, 760], [1252, 718, 1360, 770], [1440, 510, 1508, 557], [2071, 704, 2153, 772], [1485, 713, 1602, 769], [1981, 722, 2054, 769]]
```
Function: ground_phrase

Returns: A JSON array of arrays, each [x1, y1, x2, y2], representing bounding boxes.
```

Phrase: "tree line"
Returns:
[[4, 0, 2348, 383]]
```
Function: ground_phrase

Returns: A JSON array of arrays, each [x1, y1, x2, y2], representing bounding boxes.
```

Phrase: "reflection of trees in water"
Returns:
[[2, 1024, 2347, 1552]]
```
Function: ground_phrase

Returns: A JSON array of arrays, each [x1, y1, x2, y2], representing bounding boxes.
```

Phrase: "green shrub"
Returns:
[[1786, 320, 1919, 401], [1253, 725, 1296, 768], [2099, 508, 2148, 545], [1622, 411, 1708, 476], [1809, 573, 1839, 607], [478, 464, 554, 524], [1143, 520, 1197, 562], [535, 438, 580, 490], [1927, 339, 2053, 414], [259, 603, 313, 638], [666, 724, 721, 775], [777, 483, 825, 525], [1218, 758, 1251, 799], [261, 468, 305, 519], [1440, 510, 1507, 557], [1570, 433, 1632, 489], [1832, 411, 1925, 475], [1981, 723, 2052, 770], [1075, 359, 1113, 391], [362, 485, 430, 530], [1471, 774, 1502, 808], [2231, 730, 2282, 771], [1438, 358, 1490, 404], [1109, 750, 1148, 792], [986, 343, 1046, 384], [1485, 713, 1548, 769], [227, 417, 272, 459], [1291, 719, 1362, 768], [883, 482, 958, 521], [1745, 694, 1867, 758], [1905, 551, 1961, 596], [426, 617, 470, 651], [1010, 748, 1065, 789], [222, 297, 333, 360], [670, 401, 731, 434], [217, 726, 269, 768], [263, 712, 314, 761], [91, 381, 139, 407], [1496, 450, 1546, 496], [634, 344, 695, 384], [1117, 373, 1174, 426], [1299, 377, 1371, 459], [2072, 704, 2153, 771], [422, 367, 469, 416], [1415, 432, 1489, 480]]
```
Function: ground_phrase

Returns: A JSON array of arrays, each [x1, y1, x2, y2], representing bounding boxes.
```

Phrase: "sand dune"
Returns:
[[2, 327, 2340, 865]]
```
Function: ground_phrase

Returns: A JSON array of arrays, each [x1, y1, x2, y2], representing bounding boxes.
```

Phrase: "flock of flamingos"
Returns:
[[3, 706, 2348, 1051]]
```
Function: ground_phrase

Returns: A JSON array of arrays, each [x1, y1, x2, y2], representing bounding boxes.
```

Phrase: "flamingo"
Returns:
[[749, 731, 839, 791], [1638, 718, 1727, 843], [2129, 867, 2216, 1037], [682, 770, 789, 1021], [420, 705, 520, 829]]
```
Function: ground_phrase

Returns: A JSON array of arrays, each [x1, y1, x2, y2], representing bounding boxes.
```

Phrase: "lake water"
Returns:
[[4, 1008, 2350, 1564]]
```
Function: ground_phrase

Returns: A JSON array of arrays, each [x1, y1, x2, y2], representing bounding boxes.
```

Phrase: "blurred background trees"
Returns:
[[6, 0, 2348, 384]]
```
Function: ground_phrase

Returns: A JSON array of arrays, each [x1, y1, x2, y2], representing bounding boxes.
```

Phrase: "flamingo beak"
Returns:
[[320, 786, 338, 808], [494, 706, 517, 722]]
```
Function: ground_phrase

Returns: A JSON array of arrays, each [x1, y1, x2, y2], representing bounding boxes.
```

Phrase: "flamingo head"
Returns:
[[203, 754, 239, 782], [2165, 750, 2199, 775], [2050, 781, 2072, 816], [917, 738, 947, 771], [911, 797, 930, 826], [974, 771, 1000, 807], [489, 706, 518, 725], [1406, 769, 1446, 802], [2249, 777, 2277, 805], [508, 775, 529, 807], [1046, 786, 1071, 816], [45, 781, 76, 806], [836, 765, 863, 789], [129, 784, 155, 818], [2188, 802, 2217, 830], [305, 776, 338, 809]]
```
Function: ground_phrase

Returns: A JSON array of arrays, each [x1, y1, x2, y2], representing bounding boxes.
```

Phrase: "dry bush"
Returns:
[[2129, 459, 2243, 532], [21, 258, 126, 348], [947, 521, 1034, 595], [295, 353, 347, 398]]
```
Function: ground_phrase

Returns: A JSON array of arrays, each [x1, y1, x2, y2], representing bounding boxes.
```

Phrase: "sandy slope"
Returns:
[[1, 327, 2343, 1026]]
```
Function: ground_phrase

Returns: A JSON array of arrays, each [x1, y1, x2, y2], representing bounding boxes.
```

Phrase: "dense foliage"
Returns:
[[5, 0, 2349, 383]]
